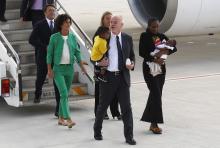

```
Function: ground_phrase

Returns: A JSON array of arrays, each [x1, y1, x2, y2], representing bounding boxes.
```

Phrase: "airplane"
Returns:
[[128, 0, 220, 36]]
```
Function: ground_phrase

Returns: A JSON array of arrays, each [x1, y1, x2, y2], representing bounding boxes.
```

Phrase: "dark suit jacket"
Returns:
[[29, 19, 57, 60], [20, 0, 54, 21], [120, 33, 135, 87]]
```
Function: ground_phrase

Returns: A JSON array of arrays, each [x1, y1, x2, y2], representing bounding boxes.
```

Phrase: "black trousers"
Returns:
[[0, 0, 6, 18], [94, 72, 133, 140], [94, 81, 121, 117], [35, 50, 60, 113], [141, 62, 165, 123]]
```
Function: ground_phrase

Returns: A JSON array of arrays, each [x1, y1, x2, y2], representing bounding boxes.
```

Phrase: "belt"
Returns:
[[107, 70, 121, 76], [60, 64, 71, 66]]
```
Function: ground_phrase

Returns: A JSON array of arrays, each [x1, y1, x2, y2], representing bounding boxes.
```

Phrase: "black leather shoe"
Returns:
[[33, 98, 40, 103], [103, 114, 109, 120], [94, 132, 103, 140], [126, 138, 136, 145]]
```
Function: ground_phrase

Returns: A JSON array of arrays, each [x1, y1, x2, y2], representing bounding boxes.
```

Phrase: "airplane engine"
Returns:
[[128, 0, 220, 35]]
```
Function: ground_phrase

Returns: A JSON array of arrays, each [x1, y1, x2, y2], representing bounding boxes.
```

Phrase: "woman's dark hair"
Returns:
[[55, 14, 72, 32], [147, 17, 159, 28], [96, 26, 109, 36], [100, 11, 112, 26]]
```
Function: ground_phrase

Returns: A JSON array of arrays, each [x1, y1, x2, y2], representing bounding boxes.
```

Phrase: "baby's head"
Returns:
[[96, 26, 110, 40], [166, 40, 177, 46]]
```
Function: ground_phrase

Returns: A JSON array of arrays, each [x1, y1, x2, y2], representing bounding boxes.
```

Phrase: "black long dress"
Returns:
[[139, 30, 177, 123]]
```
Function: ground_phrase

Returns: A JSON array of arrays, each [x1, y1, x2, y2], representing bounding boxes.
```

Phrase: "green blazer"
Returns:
[[47, 32, 81, 65]]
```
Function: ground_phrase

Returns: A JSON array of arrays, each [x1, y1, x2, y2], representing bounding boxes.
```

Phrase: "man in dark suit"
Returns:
[[0, 0, 7, 22], [29, 4, 60, 117], [20, 0, 54, 27], [93, 15, 136, 145]]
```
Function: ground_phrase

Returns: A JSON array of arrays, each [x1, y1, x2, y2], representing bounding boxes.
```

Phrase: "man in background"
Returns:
[[29, 4, 60, 117], [20, 0, 54, 27]]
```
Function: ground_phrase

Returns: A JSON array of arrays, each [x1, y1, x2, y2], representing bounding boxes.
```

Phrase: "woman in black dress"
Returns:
[[139, 18, 177, 134]]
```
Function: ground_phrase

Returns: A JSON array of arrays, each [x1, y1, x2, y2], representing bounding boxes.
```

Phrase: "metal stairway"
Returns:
[[0, 0, 94, 106]]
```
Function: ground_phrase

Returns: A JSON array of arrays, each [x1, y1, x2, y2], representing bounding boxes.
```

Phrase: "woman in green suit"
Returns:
[[47, 14, 86, 128]]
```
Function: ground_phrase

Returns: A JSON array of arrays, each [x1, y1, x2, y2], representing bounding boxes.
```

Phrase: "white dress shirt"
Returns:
[[107, 32, 122, 71], [46, 18, 54, 28], [60, 36, 70, 64]]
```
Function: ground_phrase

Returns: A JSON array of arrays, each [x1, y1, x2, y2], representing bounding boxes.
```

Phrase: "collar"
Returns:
[[111, 32, 122, 39], [46, 17, 54, 24], [58, 32, 71, 39]]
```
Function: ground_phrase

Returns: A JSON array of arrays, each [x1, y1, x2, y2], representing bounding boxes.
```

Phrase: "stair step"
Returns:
[[22, 83, 89, 102], [21, 63, 36, 76], [10, 41, 34, 52], [22, 95, 93, 106], [18, 50, 35, 64], [0, 20, 32, 31], [5, 9, 20, 20], [3, 29, 32, 42], [6, 0, 22, 10], [22, 72, 79, 88]]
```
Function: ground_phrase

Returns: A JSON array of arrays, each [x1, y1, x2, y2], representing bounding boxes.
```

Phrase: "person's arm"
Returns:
[[47, 64, 53, 78], [73, 36, 87, 74], [74, 42, 82, 64], [90, 38, 101, 62], [90, 29, 99, 65], [90, 37, 109, 67], [163, 34, 177, 55], [139, 32, 155, 62], [99, 40, 108, 55], [126, 35, 135, 70], [29, 24, 47, 49], [47, 35, 55, 78]]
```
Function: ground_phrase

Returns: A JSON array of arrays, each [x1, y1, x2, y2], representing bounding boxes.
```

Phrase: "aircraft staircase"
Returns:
[[0, 0, 94, 106]]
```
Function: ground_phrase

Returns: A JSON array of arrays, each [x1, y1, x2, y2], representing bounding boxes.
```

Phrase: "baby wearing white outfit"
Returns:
[[147, 39, 176, 76]]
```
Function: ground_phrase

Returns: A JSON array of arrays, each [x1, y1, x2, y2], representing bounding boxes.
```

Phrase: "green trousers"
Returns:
[[53, 64, 74, 119]]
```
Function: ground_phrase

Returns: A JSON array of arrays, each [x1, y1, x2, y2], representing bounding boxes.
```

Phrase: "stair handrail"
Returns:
[[0, 30, 23, 101], [55, 0, 93, 50]]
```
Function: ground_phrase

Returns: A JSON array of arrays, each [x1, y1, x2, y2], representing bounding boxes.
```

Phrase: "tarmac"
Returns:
[[0, 0, 220, 148]]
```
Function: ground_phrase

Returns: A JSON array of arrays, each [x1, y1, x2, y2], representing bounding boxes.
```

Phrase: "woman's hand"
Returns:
[[80, 61, 87, 75], [48, 69, 54, 78], [155, 49, 169, 58], [154, 58, 165, 65], [81, 66, 87, 75], [47, 64, 53, 78]]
